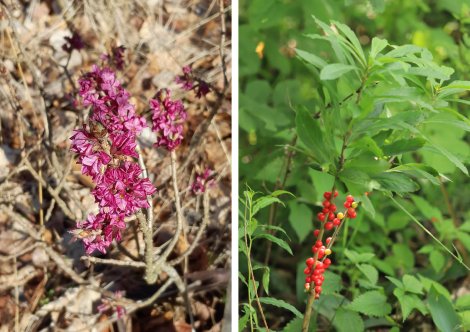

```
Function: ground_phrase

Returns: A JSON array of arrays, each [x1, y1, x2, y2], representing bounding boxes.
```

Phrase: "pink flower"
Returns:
[[150, 89, 187, 151], [93, 162, 156, 215], [70, 127, 96, 155], [80, 151, 112, 180], [109, 132, 138, 158], [192, 168, 214, 195], [175, 66, 211, 98]]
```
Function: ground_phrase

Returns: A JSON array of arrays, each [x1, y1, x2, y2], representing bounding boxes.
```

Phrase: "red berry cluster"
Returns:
[[304, 191, 359, 298]]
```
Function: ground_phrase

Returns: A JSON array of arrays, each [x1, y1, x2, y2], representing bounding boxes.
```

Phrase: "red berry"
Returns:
[[328, 212, 335, 220], [323, 192, 331, 200], [346, 195, 354, 202], [315, 240, 323, 248], [322, 207, 329, 213], [306, 257, 315, 267], [312, 246, 318, 253], [317, 213, 325, 222], [305, 277, 311, 283], [315, 286, 322, 293], [319, 275, 325, 281], [323, 200, 331, 208], [348, 207, 355, 214], [344, 201, 351, 208], [314, 278, 322, 286], [326, 237, 332, 244], [313, 229, 320, 237], [315, 262, 324, 269], [324, 258, 331, 266], [333, 218, 341, 226], [304, 267, 311, 275], [334, 190, 339, 197], [318, 249, 325, 259], [349, 211, 357, 219], [314, 268, 324, 275], [315, 293, 320, 299], [325, 222, 333, 230], [329, 204, 337, 212]]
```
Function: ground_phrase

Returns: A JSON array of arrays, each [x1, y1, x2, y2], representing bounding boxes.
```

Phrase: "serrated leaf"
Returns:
[[332, 308, 364, 332], [320, 63, 357, 80], [322, 271, 342, 294], [403, 275, 424, 295], [255, 233, 292, 255], [347, 291, 392, 317], [344, 249, 375, 264], [358, 264, 379, 285], [428, 286, 461, 332], [394, 288, 427, 321], [258, 297, 302, 318]]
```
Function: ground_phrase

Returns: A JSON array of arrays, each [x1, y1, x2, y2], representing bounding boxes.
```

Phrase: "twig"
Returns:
[[137, 210, 157, 283], [81, 256, 145, 269], [13, 257, 19, 332], [24, 159, 77, 221], [169, 189, 211, 266], [218, 0, 228, 89]]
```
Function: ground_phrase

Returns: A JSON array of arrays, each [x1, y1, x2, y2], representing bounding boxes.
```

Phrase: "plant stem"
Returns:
[[244, 195, 270, 331], [302, 134, 349, 332], [262, 135, 297, 269]]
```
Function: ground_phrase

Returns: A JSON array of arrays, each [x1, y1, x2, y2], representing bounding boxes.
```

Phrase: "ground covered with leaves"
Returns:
[[0, 0, 231, 331]]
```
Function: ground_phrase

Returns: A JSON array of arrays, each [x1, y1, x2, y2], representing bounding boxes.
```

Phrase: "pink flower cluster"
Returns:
[[192, 168, 214, 195], [175, 66, 210, 98], [70, 65, 156, 254], [150, 89, 187, 151]]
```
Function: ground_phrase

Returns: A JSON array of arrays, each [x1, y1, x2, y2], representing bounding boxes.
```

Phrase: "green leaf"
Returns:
[[370, 37, 388, 59], [258, 297, 302, 318], [262, 267, 270, 295], [252, 196, 283, 216], [296, 106, 331, 163], [332, 308, 364, 332], [427, 286, 461, 332], [255, 233, 293, 255], [332, 20, 367, 65], [296, 48, 327, 69], [374, 172, 419, 193], [347, 291, 392, 317], [403, 275, 424, 295], [382, 138, 426, 155], [344, 249, 375, 264], [239, 311, 250, 332], [360, 194, 375, 218], [357, 264, 379, 285], [425, 143, 468, 175], [320, 63, 357, 80], [430, 250, 445, 272], [394, 288, 427, 321], [322, 271, 342, 294], [288, 201, 312, 243]]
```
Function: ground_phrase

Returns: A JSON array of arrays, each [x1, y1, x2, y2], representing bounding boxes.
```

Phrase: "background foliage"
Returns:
[[239, 0, 470, 331]]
